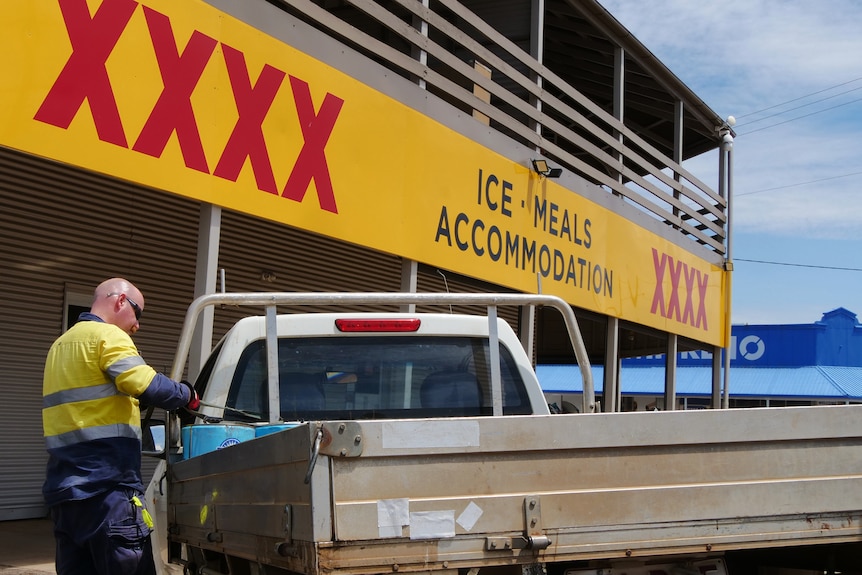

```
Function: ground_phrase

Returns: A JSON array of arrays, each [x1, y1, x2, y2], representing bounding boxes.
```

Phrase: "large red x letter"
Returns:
[[696, 272, 709, 330], [34, 0, 137, 147], [681, 265, 697, 326], [650, 248, 667, 317], [132, 6, 216, 173], [666, 258, 684, 322], [282, 76, 344, 213], [214, 45, 285, 194]]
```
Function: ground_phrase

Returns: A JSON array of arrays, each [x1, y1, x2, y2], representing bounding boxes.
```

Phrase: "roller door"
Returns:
[[0, 148, 409, 519], [0, 147, 200, 520], [0, 145, 521, 520]]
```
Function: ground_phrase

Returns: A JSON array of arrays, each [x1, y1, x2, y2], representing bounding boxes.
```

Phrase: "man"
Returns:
[[42, 277, 199, 575]]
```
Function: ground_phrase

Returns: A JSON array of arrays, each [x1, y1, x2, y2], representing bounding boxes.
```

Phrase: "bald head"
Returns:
[[90, 277, 145, 335]]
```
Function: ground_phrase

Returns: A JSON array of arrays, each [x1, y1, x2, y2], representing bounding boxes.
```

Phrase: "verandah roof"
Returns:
[[537, 365, 862, 401]]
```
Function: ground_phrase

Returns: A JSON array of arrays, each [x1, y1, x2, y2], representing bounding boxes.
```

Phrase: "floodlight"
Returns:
[[531, 159, 562, 178]]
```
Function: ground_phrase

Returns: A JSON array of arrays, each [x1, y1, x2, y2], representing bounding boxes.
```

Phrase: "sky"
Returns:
[[597, 0, 862, 326]]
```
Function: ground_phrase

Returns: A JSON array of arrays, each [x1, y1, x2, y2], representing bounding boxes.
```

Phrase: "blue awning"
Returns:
[[536, 364, 862, 400]]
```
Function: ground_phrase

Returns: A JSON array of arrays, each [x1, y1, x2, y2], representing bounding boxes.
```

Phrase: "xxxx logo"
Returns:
[[34, 0, 344, 213], [650, 248, 709, 330]]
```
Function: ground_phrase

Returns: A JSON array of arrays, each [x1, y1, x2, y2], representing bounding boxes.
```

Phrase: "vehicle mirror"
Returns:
[[142, 418, 166, 458], [326, 371, 358, 383]]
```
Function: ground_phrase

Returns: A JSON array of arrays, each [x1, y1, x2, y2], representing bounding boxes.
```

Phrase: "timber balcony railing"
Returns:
[[271, 0, 728, 257]]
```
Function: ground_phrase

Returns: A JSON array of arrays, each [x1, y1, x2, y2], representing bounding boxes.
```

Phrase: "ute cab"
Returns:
[[188, 312, 551, 429], [145, 292, 592, 574]]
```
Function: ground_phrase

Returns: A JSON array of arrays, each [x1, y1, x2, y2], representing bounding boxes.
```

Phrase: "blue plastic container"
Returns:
[[255, 423, 299, 437], [182, 424, 255, 459]]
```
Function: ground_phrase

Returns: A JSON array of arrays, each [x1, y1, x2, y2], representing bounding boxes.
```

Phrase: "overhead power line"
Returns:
[[735, 95, 862, 136], [734, 85, 862, 128], [736, 258, 862, 272], [729, 76, 862, 195], [736, 170, 862, 197], [735, 76, 862, 120], [730, 75, 862, 136]]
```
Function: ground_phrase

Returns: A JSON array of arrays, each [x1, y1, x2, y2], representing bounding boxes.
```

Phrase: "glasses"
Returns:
[[108, 292, 142, 321], [125, 295, 142, 321]]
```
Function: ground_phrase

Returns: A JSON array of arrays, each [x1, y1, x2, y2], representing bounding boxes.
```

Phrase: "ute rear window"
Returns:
[[224, 336, 531, 422]]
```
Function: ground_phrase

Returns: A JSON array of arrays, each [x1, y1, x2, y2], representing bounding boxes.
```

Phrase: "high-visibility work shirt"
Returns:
[[42, 313, 190, 506]]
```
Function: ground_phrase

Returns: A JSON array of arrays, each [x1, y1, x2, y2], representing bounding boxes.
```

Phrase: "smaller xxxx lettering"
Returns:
[[650, 248, 709, 330]]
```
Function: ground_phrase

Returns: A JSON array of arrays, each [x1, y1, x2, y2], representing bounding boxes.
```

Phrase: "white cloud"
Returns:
[[599, 1, 862, 99], [731, 123, 862, 238], [597, 1, 862, 323], [601, 0, 862, 239]]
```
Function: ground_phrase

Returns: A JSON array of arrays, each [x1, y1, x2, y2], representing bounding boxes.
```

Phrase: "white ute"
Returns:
[[144, 292, 862, 575]]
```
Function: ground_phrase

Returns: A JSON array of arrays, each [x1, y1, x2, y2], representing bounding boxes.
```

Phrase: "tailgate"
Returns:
[[168, 406, 862, 573], [330, 407, 862, 554]]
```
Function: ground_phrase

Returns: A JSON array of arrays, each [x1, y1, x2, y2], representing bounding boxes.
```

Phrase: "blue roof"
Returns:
[[820, 366, 862, 398], [536, 364, 862, 400]]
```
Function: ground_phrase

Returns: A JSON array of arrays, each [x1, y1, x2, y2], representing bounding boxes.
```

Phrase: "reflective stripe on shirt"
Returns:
[[44, 422, 142, 450], [106, 354, 146, 380], [43, 383, 122, 409]]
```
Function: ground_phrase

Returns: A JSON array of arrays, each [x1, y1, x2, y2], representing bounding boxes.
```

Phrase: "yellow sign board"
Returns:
[[0, 0, 727, 345]]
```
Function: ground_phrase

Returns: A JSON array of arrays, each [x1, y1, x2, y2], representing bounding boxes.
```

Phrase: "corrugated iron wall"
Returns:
[[0, 147, 201, 519], [0, 145, 521, 519]]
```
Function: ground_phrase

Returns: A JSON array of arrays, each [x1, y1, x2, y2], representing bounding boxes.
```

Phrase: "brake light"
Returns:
[[335, 318, 422, 332]]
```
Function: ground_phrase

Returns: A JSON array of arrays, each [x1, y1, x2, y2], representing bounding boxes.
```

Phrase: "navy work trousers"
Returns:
[[50, 488, 156, 575]]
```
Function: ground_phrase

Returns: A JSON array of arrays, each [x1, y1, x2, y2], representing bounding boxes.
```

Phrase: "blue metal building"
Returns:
[[539, 308, 862, 407]]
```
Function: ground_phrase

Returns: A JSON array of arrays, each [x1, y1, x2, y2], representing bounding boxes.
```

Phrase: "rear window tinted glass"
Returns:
[[225, 336, 531, 421]]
